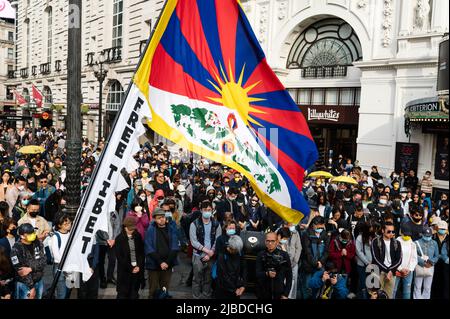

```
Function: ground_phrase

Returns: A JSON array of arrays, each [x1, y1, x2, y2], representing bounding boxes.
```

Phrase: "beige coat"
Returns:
[[18, 214, 51, 238]]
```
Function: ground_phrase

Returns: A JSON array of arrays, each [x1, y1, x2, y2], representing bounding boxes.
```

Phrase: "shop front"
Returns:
[[404, 96, 449, 193]]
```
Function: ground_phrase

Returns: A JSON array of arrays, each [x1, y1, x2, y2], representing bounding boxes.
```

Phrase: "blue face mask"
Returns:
[[202, 211, 212, 220], [21, 199, 30, 206], [289, 226, 297, 233], [226, 229, 236, 236], [438, 229, 447, 235], [280, 239, 288, 245], [315, 228, 324, 234], [165, 212, 173, 219], [423, 236, 432, 241]]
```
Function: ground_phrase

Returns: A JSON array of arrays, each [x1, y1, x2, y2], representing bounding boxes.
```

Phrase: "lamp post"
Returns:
[[92, 53, 109, 144]]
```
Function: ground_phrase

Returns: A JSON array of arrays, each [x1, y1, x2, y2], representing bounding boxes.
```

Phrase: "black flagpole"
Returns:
[[46, 0, 169, 299]]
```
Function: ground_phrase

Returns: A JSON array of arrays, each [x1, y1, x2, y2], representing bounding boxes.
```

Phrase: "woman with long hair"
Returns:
[[355, 221, 377, 299]]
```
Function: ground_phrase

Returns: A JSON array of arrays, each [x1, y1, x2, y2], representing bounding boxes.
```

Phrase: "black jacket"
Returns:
[[216, 251, 247, 295], [255, 248, 292, 299], [10, 240, 46, 288], [215, 199, 239, 224], [370, 236, 402, 273], [115, 231, 145, 289], [301, 228, 331, 274]]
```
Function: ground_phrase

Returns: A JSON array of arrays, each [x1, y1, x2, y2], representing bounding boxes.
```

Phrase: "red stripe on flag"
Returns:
[[175, 0, 220, 78], [215, 0, 239, 75], [255, 130, 305, 192], [250, 105, 313, 141], [244, 59, 285, 95], [150, 44, 222, 104]]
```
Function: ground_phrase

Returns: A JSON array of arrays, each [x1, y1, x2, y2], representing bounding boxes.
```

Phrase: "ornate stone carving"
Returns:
[[258, 4, 269, 44], [414, 0, 431, 31], [357, 0, 368, 9], [278, 1, 288, 20], [382, 0, 393, 47]]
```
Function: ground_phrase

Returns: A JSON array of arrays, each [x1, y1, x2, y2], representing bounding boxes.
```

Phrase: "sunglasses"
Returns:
[[41, 181, 48, 184], [386, 230, 395, 234], [265, 240, 276, 243]]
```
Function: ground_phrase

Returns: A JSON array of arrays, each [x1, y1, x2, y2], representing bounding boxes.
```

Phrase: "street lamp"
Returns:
[[92, 52, 109, 143]]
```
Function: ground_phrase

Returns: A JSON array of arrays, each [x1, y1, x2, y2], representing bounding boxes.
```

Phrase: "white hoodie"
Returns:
[[396, 237, 418, 272]]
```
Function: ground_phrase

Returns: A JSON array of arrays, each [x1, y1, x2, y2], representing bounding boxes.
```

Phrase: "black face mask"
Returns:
[[412, 216, 422, 222], [10, 228, 17, 237], [29, 212, 38, 218]]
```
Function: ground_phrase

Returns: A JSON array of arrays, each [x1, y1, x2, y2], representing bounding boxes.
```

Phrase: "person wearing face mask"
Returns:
[[420, 171, 433, 199], [278, 223, 302, 299], [149, 189, 165, 218], [399, 188, 411, 216], [247, 195, 264, 231], [299, 216, 330, 299], [140, 169, 151, 188], [355, 221, 377, 299], [127, 179, 144, 209], [214, 235, 247, 299], [189, 200, 222, 299], [0, 218, 18, 259], [431, 220, 449, 299], [18, 199, 50, 242], [10, 223, 46, 299], [212, 190, 224, 211], [401, 204, 426, 241], [12, 192, 32, 223], [177, 185, 192, 215], [126, 201, 150, 241], [144, 208, 179, 299], [236, 194, 250, 231], [413, 227, 439, 299], [215, 188, 239, 225], [328, 229, 356, 277], [392, 223, 418, 299], [368, 193, 389, 224], [215, 220, 240, 255], [135, 190, 150, 218]]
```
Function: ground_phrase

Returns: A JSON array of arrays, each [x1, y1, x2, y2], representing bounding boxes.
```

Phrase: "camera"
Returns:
[[262, 250, 286, 272]]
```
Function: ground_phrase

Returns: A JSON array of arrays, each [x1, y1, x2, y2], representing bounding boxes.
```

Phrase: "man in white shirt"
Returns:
[[393, 223, 418, 299]]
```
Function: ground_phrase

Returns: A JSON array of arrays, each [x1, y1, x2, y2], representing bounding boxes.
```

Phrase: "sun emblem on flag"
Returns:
[[208, 63, 266, 127]]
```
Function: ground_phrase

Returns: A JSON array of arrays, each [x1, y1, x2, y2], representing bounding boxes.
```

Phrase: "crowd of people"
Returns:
[[0, 124, 448, 300]]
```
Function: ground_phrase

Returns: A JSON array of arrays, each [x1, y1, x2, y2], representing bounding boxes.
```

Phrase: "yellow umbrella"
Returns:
[[308, 171, 334, 179], [331, 175, 358, 185], [17, 145, 45, 155]]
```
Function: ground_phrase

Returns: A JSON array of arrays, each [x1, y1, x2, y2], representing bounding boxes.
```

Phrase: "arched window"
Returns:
[[287, 18, 362, 77], [43, 86, 52, 104], [106, 80, 124, 112], [46, 7, 53, 63], [22, 88, 30, 103]]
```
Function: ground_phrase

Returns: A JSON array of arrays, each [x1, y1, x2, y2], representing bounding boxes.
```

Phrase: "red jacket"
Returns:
[[328, 236, 356, 274]]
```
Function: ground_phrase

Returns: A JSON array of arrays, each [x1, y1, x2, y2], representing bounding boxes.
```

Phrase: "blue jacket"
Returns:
[[144, 221, 180, 270], [0, 237, 15, 257], [309, 269, 348, 299], [33, 185, 56, 217], [415, 238, 439, 266], [441, 241, 449, 264]]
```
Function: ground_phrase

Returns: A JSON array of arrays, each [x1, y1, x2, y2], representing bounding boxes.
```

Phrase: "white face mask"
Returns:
[[140, 195, 146, 202], [18, 185, 25, 191], [135, 206, 143, 213]]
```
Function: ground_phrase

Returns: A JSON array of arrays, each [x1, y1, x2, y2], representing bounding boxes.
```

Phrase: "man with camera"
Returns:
[[255, 232, 292, 299], [309, 261, 349, 299]]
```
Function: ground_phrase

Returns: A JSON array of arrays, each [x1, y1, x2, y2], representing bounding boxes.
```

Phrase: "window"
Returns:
[[112, 0, 123, 47], [8, 32, 14, 42], [287, 87, 361, 107], [311, 89, 324, 105], [7, 65, 14, 72], [47, 7, 53, 63], [106, 80, 124, 112], [43, 86, 52, 104], [339, 88, 355, 106], [8, 48, 14, 59], [26, 21, 30, 68], [22, 88, 30, 103]]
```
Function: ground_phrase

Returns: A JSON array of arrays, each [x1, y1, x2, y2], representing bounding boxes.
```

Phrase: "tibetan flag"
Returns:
[[32, 84, 43, 108], [12, 89, 28, 106], [136, 0, 318, 223]]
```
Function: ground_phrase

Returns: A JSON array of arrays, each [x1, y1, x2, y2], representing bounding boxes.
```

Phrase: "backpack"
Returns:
[[45, 232, 61, 265]]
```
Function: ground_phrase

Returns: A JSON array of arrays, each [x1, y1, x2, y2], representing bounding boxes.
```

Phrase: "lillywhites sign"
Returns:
[[308, 108, 340, 122]]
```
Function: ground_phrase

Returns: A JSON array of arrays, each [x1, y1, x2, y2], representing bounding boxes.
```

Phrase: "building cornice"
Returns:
[[354, 57, 438, 71]]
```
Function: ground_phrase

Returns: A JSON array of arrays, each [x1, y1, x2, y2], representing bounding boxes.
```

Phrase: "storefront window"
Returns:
[[339, 88, 354, 106], [325, 89, 338, 105], [311, 89, 324, 105]]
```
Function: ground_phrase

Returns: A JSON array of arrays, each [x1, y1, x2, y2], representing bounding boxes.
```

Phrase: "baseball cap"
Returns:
[[400, 223, 413, 237], [18, 223, 35, 235], [422, 227, 433, 237], [144, 183, 154, 193], [437, 220, 448, 230], [430, 216, 442, 226]]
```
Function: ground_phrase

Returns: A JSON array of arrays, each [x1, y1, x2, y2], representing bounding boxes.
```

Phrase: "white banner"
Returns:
[[63, 84, 151, 281]]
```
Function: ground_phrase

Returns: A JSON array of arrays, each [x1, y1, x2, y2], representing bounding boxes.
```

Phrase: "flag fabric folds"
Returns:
[[136, 0, 318, 224], [12, 89, 28, 106], [32, 84, 43, 108]]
